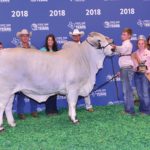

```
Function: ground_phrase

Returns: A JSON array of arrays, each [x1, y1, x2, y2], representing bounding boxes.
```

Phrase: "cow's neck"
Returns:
[[81, 41, 105, 70], [81, 41, 105, 84]]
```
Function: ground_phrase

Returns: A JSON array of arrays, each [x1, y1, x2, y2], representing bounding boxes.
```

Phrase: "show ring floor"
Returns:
[[0, 105, 150, 150]]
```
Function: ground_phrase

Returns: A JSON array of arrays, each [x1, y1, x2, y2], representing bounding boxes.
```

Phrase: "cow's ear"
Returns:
[[105, 36, 114, 43], [105, 36, 110, 41]]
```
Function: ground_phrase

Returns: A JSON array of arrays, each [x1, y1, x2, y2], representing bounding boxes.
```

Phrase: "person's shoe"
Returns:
[[87, 108, 94, 112], [122, 111, 136, 116], [46, 112, 58, 117], [18, 114, 26, 120], [140, 112, 150, 116], [31, 112, 38, 118]]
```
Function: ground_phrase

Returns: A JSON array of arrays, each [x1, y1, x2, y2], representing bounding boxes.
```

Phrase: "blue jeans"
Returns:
[[17, 92, 38, 114], [134, 72, 150, 114], [45, 95, 58, 114], [120, 67, 135, 113]]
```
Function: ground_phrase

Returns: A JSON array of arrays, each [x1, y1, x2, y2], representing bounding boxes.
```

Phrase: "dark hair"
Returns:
[[147, 35, 150, 50], [122, 28, 133, 36], [44, 34, 58, 52], [0, 42, 3, 45]]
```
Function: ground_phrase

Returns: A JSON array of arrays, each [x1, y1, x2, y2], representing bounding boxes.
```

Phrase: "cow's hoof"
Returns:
[[69, 117, 80, 125], [9, 121, 16, 127], [72, 119, 80, 125], [0, 126, 4, 132]]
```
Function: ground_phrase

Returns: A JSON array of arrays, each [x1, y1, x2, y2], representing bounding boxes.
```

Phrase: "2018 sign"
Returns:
[[86, 9, 101, 16], [49, 10, 66, 17], [120, 8, 135, 15], [11, 10, 29, 17]]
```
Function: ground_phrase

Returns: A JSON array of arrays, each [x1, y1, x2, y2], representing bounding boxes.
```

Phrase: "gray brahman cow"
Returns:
[[0, 32, 113, 131]]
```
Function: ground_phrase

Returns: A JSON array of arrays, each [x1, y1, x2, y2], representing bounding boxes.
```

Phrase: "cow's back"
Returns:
[[0, 47, 92, 96]]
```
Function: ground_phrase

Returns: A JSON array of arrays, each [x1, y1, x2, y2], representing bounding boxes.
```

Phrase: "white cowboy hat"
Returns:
[[69, 29, 84, 37], [16, 29, 32, 37], [138, 35, 146, 41]]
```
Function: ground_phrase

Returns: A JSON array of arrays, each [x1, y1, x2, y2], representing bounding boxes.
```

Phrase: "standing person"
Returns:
[[132, 35, 150, 115], [68, 28, 94, 112], [69, 29, 84, 44], [16, 29, 38, 119], [0, 42, 3, 50], [147, 35, 150, 50], [147, 35, 150, 100], [112, 28, 135, 115], [40, 34, 58, 116]]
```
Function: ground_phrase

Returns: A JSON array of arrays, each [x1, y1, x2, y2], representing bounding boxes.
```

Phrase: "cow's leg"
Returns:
[[84, 95, 94, 112], [0, 95, 10, 131], [5, 94, 16, 127], [0, 102, 5, 131], [67, 91, 79, 124]]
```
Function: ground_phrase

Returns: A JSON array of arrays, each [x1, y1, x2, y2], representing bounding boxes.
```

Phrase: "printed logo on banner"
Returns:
[[24, 97, 30, 103], [137, 19, 150, 28], [30, 0, 48, 2], [0, 24, 11, 32], [57, 95, 66, 100], [11, 37, 20, 46], [70, 0, 86, 2], [68, 21, 86, 30], [56, 36, 68, 45], [104, 21, 120, 28], [37, 107, 45, 112], [107, 101, 123, 105], [91, 89, 107, 97], [106, 74, 121, 82], [131, 34, 138, 41], [0, 0, 10, 3], [31, 23, 49, 31]]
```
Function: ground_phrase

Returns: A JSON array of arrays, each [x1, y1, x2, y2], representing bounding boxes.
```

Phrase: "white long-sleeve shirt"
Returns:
[[116, 40, 134, 68]]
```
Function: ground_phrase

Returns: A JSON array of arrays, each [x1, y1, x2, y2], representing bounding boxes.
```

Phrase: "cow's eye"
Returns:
[[97, 42, 102, 49]]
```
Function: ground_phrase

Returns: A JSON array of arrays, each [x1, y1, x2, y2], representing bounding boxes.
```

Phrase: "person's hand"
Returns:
[[111, 44, 116, 52], [116, 72, 120, 77], [111, 44, 116, 49]]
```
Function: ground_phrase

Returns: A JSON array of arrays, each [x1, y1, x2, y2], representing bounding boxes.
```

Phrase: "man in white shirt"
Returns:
[[112, 28, 135, 115], [69, 29, 94, 112]]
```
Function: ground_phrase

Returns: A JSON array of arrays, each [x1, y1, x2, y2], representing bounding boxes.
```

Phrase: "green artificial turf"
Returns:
[[0, 105, 150, 150]]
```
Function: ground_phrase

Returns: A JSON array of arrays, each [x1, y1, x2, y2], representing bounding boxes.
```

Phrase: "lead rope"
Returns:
[[110, 56, 120, 101]]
